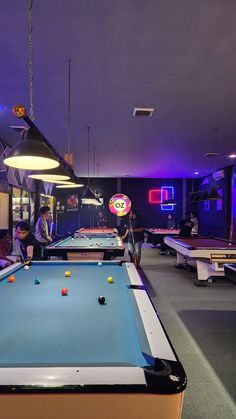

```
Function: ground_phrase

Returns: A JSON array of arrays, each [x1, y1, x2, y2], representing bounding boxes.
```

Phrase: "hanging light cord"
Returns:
[[29, 0, 35, 121], [87, 126, 90, 186], [213, 128, 218, 173], [67, 59, 71, 154]]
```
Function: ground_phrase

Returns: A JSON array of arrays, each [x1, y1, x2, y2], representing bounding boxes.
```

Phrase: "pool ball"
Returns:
[[228, 242, 232, 246], [98, 262, 103, 267], [61, 288, 68, 296], [90, 243, 93, 246], [35, 278, 41, 285], [107, 276, 114, 284], [100, 242, 103, 245], [24, 265, 29, 270], [8, 276, 15, 283], [98, 296, 105, 304], [107, 238, 110, 240], [65, 271, 71, 277]]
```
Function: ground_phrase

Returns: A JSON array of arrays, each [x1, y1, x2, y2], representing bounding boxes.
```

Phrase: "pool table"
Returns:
[[164, 236, 236, 285], [0, 261, 186, 419], [46, 235, 124, 260], [75, 227, 118, 237], [224, 263, 236, 285], [145, 228, 180, 247]]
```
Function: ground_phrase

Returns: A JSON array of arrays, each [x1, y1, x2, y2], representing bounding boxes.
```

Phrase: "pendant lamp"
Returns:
[[4, 127, 59, 170]]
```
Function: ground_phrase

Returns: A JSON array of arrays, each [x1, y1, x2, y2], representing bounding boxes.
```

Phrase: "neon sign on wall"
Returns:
[[148, 186, 175, 211]]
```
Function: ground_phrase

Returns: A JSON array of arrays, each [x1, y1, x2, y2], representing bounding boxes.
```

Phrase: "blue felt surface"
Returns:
[[53, 236, 120, 248], [0, 262, 149, 367]]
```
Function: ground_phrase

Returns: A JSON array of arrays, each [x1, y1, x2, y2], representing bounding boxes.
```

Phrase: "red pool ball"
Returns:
[[61, 288, 68, 296], [8, 276, 15, 283]]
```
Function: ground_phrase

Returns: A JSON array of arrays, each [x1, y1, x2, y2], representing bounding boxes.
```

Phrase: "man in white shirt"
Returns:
[[35, 206, 52, 259]]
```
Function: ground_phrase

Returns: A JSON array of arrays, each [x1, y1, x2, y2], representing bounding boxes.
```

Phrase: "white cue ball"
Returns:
[[228, 243, 232, 246], [24, 265, 29, 270]]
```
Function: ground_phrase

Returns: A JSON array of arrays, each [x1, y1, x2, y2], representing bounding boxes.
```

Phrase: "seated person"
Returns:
[[35, 206, 52, 259], [159, 214, 176, 255], [0, 229, 13, 269], [15, 221, 39, 264], [190, 212, 199, 235], [167, 214, 176, 229], [179, 213, 194, 237], [96, 211, 108, 228]]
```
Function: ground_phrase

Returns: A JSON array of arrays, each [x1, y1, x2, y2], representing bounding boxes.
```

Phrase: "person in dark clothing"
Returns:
[[96, 211, 108, 228], [15, 221, 39, 264], [122, 210, 144, 269], [167, 214, 176, 229], [0, 229, 13, 269], [190, 212, 199, 235], [179, 213, 194, 237], [159, 214, 177, 254]]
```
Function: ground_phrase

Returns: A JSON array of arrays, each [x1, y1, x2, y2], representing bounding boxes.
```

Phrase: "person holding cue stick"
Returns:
[[122, 209, 144, 270]]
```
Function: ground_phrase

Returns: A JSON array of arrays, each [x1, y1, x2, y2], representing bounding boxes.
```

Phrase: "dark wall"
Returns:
[[54, 178, 184, 234], [195, 167, 232, 238], [229, 165, 236, 241], [120, 178, 183, 228], [55, 178, 118, 234]]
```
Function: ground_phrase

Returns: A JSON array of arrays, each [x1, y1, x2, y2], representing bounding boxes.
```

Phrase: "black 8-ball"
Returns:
[[98, 296, 105, 305]]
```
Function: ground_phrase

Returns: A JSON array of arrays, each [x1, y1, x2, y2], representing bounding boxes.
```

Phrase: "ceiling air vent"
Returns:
[[203, 152, 219, 157], [132, 107, 154, 117]]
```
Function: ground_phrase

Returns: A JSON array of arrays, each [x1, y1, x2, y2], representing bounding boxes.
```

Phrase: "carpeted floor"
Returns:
[[138, 244, 236, 419]]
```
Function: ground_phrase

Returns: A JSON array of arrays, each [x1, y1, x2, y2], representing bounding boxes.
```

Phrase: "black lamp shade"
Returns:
[[82, 187, 102, 205], [192, 193, 201, 202], [28, 164, 71, 181], [4, 139, 59, 170], [201, 190, 209, 200], [208, 188, 221, 200], [4, 127, 59, 170], [163, 198, 177, 205]]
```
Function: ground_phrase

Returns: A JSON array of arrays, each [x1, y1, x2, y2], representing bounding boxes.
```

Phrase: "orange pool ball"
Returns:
[[8, 275, 15, 283]]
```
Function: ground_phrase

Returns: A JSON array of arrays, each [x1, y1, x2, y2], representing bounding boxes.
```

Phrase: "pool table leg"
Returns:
[[175, 253, 186, 267], [194, 260, 209, 286]]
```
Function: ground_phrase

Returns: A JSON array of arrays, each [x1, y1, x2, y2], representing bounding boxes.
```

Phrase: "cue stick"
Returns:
[[128, 215, 138, 267]]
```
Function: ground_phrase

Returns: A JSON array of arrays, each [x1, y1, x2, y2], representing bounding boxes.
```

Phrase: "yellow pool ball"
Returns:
[[65, 271, 71, 277], [107, 276, 114, 284]]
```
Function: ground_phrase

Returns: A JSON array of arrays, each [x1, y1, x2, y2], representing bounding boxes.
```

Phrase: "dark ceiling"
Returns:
[[0, 0, 236, 178]]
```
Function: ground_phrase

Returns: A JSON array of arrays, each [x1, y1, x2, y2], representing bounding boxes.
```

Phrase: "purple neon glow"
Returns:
[[161, 186, 175, 211]]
